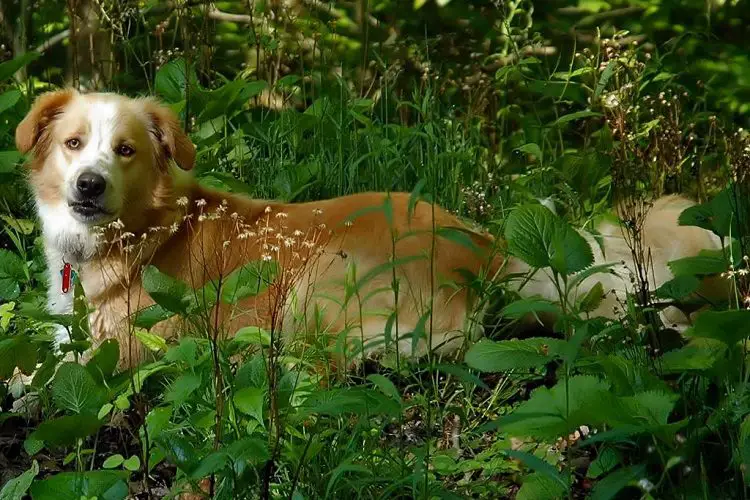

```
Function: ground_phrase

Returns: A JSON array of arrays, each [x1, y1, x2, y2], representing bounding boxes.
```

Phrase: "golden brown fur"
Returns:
[[18, 90, 499, 369]]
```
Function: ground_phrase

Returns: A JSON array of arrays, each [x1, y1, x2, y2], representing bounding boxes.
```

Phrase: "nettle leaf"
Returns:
[[505, 205, 593, 275], [660, 338, 728, 373], [678, 186, 747, 238], [367, 374, 402, 403], [51, 362, 106, 414], [465, 338, 565, 373], [29, 414, 102, 447], [0, 249, 26, 300], [300, 387, 401, 417], [219, 261, 278, 304], [668, 254, 726, 277], [688, 310, 750, 345], [155, 57, 199, 104], [29, 470, 129, 500], [142, 265, 192, 315], [165, 372, 202, 404], [516, 472, 567, 500], [654, 275, 700, 300], [501, 298, 561, 320], [0, 459, 38, 500], [499, 376, 614, 440]]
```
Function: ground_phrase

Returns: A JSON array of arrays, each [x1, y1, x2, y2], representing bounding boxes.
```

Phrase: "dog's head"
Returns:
[[16, 90, 195, 257]]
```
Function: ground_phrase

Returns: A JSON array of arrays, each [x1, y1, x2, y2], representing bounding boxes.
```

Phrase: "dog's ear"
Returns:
[[15, 89, 77, 155], [142, 99, 196, 171]]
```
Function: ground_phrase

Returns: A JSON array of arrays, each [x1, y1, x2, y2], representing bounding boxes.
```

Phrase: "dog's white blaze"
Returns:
[[38, 100, 126, 350]]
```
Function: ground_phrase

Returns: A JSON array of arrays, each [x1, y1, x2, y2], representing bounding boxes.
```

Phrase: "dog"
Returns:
[[16, 89, 500, 369]]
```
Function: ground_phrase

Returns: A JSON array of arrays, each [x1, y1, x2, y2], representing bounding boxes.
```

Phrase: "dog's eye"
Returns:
[[65, 138, 81, 150], [115, 144, 135, 157]]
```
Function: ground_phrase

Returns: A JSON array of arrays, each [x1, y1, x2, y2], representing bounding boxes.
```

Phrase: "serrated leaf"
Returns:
[[516, 143, 543, 163], [132, 304, 175, 329], [687, 310, 750, 345], [594, 61, 616, 100], [654, 275, 700, 300], [165, 372, 201, 404], [465, 338, 565, 372], [516, 472, 567, 500], [505, 205, 593, 275], [668, 255, 726, 276], [52, 363, 106, 414]]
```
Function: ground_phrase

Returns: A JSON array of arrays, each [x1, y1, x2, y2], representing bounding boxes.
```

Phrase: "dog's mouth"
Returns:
[[69, 200, 112, 221]]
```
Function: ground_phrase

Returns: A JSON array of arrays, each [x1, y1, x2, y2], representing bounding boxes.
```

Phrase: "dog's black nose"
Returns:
[[76, 172, 106, 198]]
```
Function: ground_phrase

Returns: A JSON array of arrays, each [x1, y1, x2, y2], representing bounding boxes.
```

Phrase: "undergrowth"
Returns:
[[1, 1, 750, 499]]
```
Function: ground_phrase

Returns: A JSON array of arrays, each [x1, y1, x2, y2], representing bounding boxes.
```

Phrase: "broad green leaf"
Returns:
[[500, 376, 613, 439], [86, 339, 119, 382], [0, 337, 37, 379], [678, 186, 746, 238], [506, 450, 569, 489], [516, 472, 567, 500], [165, 372, 201, 404], [123, 455, 141, 472], [660, 338, 727, 373], [155, 58, 198, 104], [142, 265, 192, 314], [590, 464, 647, 500], [135, 328, 168, 352], [219, 261, 277, 304], [668, 255, 726, 276], [687, 310, 750, 345], [0, 249, 26, 300], [102, 454, 124, 469], [577, 282, 604, 313], [29, 414, 102, 447], [232, 326, 271, 347], [0, 89, 21, 114], [465, 338, 565, 372], [145, 406, 172, 441], [505, 205, 593, 275], [516, 143, 543, 163], [132, 304, 175, 329], [300, 387, 400, 417], [29, 470, 129, 500], [0, 52, 40, 81], [52, 362, 106, 414], [0, 151, 21, 173], [0, 460, 38, 500], [234, 387, 265, 424], [501, 298, 561, 320], [654, 275, 700, 300], [587, 448, 621, 479], [367, 374, 402, 403]]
